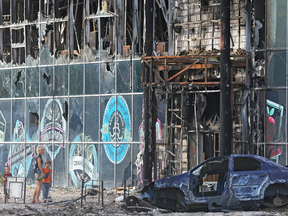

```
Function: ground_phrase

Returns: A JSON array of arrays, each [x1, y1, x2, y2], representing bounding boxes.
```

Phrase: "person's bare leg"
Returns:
[[32, 185, 37, 203], [6, 195, 8, 203], [36, 181, 43, 203]]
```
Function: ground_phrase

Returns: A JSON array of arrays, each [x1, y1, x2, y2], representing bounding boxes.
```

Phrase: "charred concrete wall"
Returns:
[[174, 0, 246, 54]]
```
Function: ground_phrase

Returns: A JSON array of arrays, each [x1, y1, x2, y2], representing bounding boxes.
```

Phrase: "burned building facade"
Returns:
[[0, 0, 287, 188]]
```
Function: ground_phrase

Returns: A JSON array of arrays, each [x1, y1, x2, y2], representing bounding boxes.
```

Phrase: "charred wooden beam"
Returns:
[[220, 0, 232, 156]]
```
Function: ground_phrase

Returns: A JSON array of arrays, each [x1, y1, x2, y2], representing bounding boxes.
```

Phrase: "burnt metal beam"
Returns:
[[85, 0, 90, 45], [25, 0, 29, 20], [220, 0, 232, 156], [69, 0, 74, 59], [11, 0, 16, 23], [55, 0, 60, 18], [0, 0, 2, 59], [143, 0, 154, 184]]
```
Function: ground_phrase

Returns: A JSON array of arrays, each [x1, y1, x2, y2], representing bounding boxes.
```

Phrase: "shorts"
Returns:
[[35, 173, 44, 181]]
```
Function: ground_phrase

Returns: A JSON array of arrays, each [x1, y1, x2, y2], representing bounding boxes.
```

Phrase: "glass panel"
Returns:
[[53, 143, 68, 187], [100, 144, 114, 188], [85, 63, 99, 95], [40, 98, 68, 163], [55, 65, 68, 96], [116, 147, 131, 187], [40, 67, 53, 96], [12, 68, 25, 98], [132, 143, 142, 186], [84, 97, 99, 142], [133, 60, 143, 92], [24, 142, 37, 184], [0, 100, 11, 176], [266, 90, 286, 166], [69, 97, 83, 141], [12, 100, 25, 142], [9, 143, 25, 177], [133, 95, 143, 142], [0, 69, 11, 98], [117, 61, 131, 93], [0, 100, 11, 142], [267, 0, 287, 49], [114, 96, 132, 187], [26, 99, 39, 142], [69, 143, 99, 187], [0, 143, 10, 179], [69, 143, 84, 187], [70, 64, 83, 95], [26, 67, 39, 97], [100, 96, 115, 187], [267, 51, 287, 87], [100, 62, 115, 94]]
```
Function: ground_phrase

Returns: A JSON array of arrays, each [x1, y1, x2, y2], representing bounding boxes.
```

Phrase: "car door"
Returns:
[[229, 156, 268, 200]]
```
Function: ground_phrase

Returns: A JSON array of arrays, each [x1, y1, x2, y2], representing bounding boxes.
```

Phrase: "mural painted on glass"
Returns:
[[41, 99, 66, 160], [136, 119, 162, 181], [7, 120, 36, 177], [69, 134, 98, 187], [0, 111, 6, 146], [266, 99, 284, 164], [101, 96, 131, 164]]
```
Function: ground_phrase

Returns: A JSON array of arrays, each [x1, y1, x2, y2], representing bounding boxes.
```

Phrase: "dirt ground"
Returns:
[[0, 186, 286, 215]]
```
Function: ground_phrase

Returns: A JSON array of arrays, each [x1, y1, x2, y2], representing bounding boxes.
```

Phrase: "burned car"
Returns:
[[140, 154, 288, 211]]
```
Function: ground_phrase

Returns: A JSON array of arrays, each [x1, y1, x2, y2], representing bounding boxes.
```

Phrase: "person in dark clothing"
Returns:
[[32, 146, 45, 203], [3, 166, 12, 203]]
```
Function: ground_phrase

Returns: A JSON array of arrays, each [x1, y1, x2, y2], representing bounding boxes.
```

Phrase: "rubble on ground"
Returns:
[[0, 186, 286, 215]]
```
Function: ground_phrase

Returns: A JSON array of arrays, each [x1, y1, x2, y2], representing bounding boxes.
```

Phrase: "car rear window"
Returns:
[[234, 157, 262, 171]]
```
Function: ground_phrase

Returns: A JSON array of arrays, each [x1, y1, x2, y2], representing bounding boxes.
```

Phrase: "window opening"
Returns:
[[191, 158, 229, 197], [234, 157, 262, 172]]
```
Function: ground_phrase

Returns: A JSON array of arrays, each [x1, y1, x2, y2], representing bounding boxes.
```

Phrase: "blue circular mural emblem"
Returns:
[[101, 96, 131, 164]]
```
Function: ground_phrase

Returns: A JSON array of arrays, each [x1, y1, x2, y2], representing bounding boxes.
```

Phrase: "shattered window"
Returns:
[[12, 100, 25, 142], [85, 63, 99, 95], [26, 67, 39, 97], [0, 100, 11, 142], [70, 65, 84, 95], [133, 95, 143, 142], [40, 24, 54, 65], [26, 99, 39, 141], [267, 51, 286, 87], [100, 62, 115, 94], [133, 60, 143, 93], [84, 97, 99, 142], [0, 69, 11, 98], [117, 61, 131, 93], [234, 157, 262, 171], [40, 67, 53, 96], [12, 69, 25, 98], [69, 97, 83, 142], [55, 66, 68, 96]]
